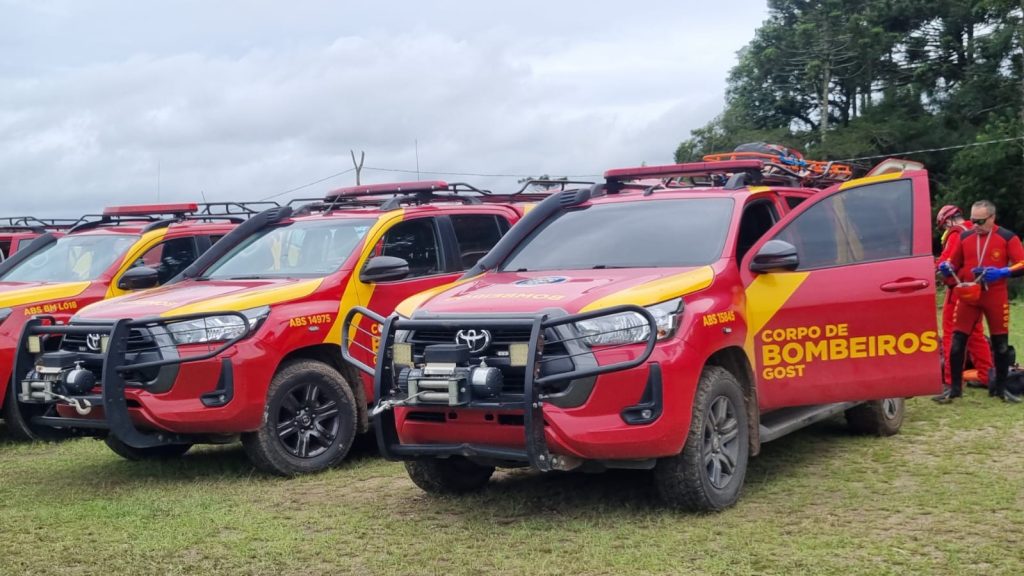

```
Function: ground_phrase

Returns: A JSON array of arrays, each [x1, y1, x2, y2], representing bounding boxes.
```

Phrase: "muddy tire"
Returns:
[[845, 398, 904, 436], [405, 458, 495, 495], [104, 435, 192, 460], [241, 359, 357, 476], [653, 366, 749, 512], [2, 385, 73, 442]]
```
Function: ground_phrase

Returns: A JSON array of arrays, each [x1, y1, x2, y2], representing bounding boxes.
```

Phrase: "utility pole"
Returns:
[[350, 150, 365, 185], [415, 139, 420, 181]]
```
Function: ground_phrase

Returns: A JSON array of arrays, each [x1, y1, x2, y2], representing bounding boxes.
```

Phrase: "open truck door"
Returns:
[[741, 169, 941, 409]]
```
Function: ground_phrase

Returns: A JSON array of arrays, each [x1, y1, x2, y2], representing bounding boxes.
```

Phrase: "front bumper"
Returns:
[[14, 312, 250, 449], [341, 304, 660, 471]]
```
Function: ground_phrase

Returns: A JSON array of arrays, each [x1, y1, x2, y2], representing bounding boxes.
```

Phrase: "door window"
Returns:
[[773, 180, 913, 270], [736, 201, 778, 262], [451, 215, 509, 269], [134, 237, 200, 284], [373, 218, 441, 279]]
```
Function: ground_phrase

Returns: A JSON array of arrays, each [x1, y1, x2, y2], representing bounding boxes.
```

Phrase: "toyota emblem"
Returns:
[[454, 329, 492, 354], [85, 333, 103, 352]]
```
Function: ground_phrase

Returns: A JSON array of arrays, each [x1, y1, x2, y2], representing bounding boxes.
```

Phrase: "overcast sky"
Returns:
[[1, 0, 768, 216]]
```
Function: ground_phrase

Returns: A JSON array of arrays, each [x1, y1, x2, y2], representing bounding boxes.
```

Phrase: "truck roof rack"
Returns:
[[0, 217, 87, 234], [287, 180, 559, 216], [69, 202, 276, 233], [605, 156, 852, 192]]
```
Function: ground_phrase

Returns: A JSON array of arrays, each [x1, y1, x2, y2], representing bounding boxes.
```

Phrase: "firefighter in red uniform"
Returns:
[[936, 200, 1024, 403], [934, 205, 992, 393]]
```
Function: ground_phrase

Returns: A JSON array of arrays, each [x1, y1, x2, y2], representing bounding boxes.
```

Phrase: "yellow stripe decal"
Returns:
[[838, 171, 902, 190], [0, 282, 92, 308], [164, 278, 324, 317], [394, 276, 477, 318], [580, 266, 715, 313], [747, 186, 772, 194], [329, 210, 406, 345], [742, 272, 810, 367], [106, 229, 169, 298]]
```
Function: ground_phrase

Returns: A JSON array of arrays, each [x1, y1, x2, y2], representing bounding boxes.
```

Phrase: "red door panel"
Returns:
[[743, 171, 941, 409]]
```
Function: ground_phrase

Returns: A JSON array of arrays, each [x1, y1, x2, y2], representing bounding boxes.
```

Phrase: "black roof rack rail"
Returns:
[[512, 179, 596, 195], [67, 201, 273, 234], [195, 202, 281, 216]]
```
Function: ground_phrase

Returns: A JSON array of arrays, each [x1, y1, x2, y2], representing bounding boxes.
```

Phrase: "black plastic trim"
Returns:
[[620, 362, 663, 425], [200, 358, 234, 407]]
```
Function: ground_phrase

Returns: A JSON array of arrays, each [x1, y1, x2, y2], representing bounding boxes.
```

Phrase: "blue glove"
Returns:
[[938, 261, 955, 278], [979, 267, 1011, 283]]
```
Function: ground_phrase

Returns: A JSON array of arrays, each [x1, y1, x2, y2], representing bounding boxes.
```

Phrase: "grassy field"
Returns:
[[1, 299, 1022, 576]]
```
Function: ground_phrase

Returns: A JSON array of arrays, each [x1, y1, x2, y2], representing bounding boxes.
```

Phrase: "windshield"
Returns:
[[1, 234, 139, 283], [501, 198, 734, 271], [203, 218, 375, 279]]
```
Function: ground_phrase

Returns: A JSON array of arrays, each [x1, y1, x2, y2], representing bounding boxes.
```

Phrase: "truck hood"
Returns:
[[405, 267, 714, 316], [75, 277, 324, 320], [0, 281, 92, 308]]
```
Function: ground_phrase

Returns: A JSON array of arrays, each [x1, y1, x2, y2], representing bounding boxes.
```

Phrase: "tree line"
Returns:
[[676, 0, 1023, 230]]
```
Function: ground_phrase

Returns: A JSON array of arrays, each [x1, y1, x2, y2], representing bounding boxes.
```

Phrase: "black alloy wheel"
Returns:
[[702, 395, 741, 490], [276, 381, 342, 459]]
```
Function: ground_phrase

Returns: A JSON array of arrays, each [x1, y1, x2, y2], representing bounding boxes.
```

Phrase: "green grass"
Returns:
[[1, 298, 1022, 575]]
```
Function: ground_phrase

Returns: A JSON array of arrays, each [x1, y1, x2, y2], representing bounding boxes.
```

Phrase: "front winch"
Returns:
[[403, 343, 504, 406], [19, 350, 98, 406]]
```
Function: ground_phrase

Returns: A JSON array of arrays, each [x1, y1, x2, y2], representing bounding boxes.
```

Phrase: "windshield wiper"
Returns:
[[224, 275, 272, 280], [591, 264, 627, 269]]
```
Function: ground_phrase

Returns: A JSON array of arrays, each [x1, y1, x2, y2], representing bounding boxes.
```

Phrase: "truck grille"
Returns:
[[61, 328, 156, 353]]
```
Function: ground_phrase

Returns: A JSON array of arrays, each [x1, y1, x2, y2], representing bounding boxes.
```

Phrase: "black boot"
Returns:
[[937, 332, 969, 404], [932, 384, 962, 404], [991, 334, 1018, 403]]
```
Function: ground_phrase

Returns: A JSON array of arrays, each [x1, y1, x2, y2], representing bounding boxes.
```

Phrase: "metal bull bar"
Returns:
[[14, 312, 251, 448], [341, 304, 658, 471]]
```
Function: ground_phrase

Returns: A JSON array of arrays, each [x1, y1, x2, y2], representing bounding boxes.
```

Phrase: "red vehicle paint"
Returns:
[[0, 203, 272, 440], [14, 182, 552, 475], [344, 158, 941, 511]]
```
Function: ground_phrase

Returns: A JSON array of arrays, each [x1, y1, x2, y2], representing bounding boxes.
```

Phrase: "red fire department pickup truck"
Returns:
[[13, 182, 551, 476], [343, 157, 941, 511], [1, 203, 271, 440]]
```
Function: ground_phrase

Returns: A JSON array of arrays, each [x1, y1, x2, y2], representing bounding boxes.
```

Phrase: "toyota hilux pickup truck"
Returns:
[[343, 156, 940, 511], [1, 202, 272, 440]]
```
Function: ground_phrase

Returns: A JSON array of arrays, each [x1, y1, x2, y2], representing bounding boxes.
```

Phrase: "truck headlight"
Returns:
[[167, 306, 270, 345], [575, 298, 683, 346]]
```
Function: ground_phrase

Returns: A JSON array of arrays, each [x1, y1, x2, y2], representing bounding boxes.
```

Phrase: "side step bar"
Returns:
[[759, 402, 861, 444]]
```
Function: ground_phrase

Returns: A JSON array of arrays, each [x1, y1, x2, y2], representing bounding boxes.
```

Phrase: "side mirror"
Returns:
[[118, 266, 160, 290], [360, 256, 410, 283], [749, 240, 799, 273]]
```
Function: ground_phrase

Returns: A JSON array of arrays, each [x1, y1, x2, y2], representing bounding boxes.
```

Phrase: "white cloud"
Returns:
[[0, 0, 768, 215]]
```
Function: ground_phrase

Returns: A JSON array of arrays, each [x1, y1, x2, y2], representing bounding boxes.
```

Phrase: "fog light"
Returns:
[[393, 342, 413, 367], [100, 335, 109, 354], [27, 336, 41, 354], [508, 343, 530, 367]]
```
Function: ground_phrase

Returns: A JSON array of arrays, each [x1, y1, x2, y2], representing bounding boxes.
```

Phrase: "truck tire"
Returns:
[[405, 458, 495, 495], [653, 366, 749, 512], [241, 359, 357, 476], [845, 398, 904, 436], [105, 435, 192, 460], [2, 386, 73, 442]]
